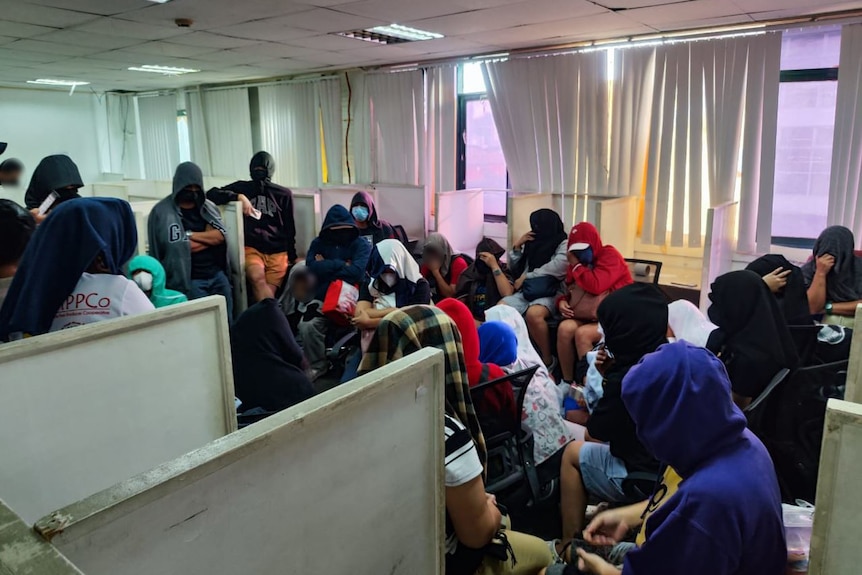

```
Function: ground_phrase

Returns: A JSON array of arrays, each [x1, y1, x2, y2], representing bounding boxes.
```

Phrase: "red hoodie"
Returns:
[[564, 222, 633, 296]]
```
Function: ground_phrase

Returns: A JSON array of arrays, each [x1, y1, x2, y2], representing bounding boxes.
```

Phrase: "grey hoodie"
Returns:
[[147, 162, 229, 295]]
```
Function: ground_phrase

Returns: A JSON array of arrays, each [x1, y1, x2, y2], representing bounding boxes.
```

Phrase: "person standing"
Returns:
[[207, 151, 297, 302]]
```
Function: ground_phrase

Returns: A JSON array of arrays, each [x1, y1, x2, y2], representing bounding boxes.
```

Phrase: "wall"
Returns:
[[0, 87, 104, 206]]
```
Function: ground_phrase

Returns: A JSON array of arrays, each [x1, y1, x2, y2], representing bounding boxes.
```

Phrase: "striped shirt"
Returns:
[[445, 414, 483, 555]]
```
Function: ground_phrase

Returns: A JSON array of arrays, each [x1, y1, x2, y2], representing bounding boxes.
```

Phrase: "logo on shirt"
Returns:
[[60, 293, 112, 310], [251, 196, 278, 218], [169, 223, 184, 243]]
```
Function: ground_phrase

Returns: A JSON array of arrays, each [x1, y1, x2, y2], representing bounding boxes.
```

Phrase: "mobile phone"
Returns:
[[37, 191, 59, 216], [250, 208, 262, 220]]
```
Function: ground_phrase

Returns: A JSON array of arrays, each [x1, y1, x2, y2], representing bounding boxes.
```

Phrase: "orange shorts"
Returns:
[[245, 247, 288, 287]]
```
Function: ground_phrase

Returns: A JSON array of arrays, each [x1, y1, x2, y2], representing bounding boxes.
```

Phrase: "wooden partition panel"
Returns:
[[37, 349, 445, 575], [437, 189, 485, 255], [809, 399, 862, 574], [596, 196, 639, 258], [700, 201, 738, 311], [0, 298, 236, 525]]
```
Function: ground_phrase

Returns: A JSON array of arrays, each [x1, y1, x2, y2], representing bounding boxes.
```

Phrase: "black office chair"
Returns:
[[625, 258, 663, 285]]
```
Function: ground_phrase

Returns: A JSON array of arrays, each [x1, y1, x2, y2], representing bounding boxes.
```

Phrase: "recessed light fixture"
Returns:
[[128, 64, 200, 75], [27, 78, 90, 87], [146, 0, 173, 3], [338, 23, 443, 45]]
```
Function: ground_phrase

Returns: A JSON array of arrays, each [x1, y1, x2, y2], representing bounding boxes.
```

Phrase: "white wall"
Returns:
[[0, 87, 103, 206]]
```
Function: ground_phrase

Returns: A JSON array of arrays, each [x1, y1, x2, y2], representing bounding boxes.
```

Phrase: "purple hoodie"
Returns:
[[620, 342, 786, 575]]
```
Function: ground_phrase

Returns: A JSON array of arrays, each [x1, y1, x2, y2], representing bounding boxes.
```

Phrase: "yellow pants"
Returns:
[[476, 516, 555, 575]]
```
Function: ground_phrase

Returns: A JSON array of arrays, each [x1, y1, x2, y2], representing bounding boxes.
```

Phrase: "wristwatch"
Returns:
[[185, 230, 194, 239], [493, 268, 503, 277], [825, 301, 834, 314]]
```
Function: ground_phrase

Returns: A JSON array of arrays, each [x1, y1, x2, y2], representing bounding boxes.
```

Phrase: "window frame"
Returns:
[[456, 93, 509, 193]]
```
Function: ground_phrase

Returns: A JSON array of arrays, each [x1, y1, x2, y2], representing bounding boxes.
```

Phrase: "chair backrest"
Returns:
[[469, 365, 540, 438], [625, 258, 663, 285], [788, 324, 821, 366]]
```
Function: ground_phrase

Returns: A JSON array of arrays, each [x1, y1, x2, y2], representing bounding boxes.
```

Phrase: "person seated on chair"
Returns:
[[746, 254, 812, 326], [149, 162, 233, 319], [0, 199, 35, 310], [207, 151, 297, 302], [802, 225, 862, 328], [501, 209, 569, 372], [543, 342, 786, 575], [0, 158, 24, 188], [301, 205, 371, 379], [24, 154, 85, 224], [438, 298, 516, 432], [456, 237, 514, 321], [231, 298, 315, 414], [666, 300, 715, 348], [279, 261, 316, 337], [706, 271, 798, 409], [479, 315, 585, 467], [359, 305, 555, 575], [557, 222, 632, 388], [350, 190, 397, 247], [556, 284, 667, 555], [127, 255, 188, 309], [0, 198, 153, 341], [421, 232, 470, 302]]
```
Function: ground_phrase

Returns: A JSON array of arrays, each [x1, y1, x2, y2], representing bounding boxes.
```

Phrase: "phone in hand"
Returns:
[[37, 191, 59, 216]]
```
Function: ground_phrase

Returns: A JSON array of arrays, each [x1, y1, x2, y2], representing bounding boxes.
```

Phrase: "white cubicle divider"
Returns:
[[596, 196, 639, 258], [320, 185, 373, 218], [809, 399, 862, 574], [129, 199, 159, 256], [844, 305, 862, 404], [0, 297, 236, 525], [220, 203, 247, 317], [292, 188, 322, 259], [699, 201, 738, 312], [437, 189, 485, 255], [34, 348, 445, 575], [374, 183, 427, 241], [507, 192, 556, 248]]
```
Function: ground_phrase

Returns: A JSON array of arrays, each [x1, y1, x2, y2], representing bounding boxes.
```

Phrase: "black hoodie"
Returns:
[[24, 155, 84, 211], [207, 151, 297, 261]]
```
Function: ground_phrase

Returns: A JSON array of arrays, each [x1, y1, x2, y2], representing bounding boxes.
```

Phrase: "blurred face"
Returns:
[[292, 275, 311, 301], [423, 246, 443, 265], [0, 169, 22, 186], [177, 185, 202, 206]]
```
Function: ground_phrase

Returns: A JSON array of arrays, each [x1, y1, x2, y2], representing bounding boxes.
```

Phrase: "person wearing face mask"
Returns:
[[24, 155, 85, 224], [149, 162, 233, 319], [556, 222, 632, 388], [455, 237, 514, 321], [127, 255, 188, 308], [301, 205, 372, 378], [349, 191, 397, 247], [207, 152, 297, 302]]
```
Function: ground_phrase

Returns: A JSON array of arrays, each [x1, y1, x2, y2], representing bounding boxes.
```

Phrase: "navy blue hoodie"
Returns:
[[621, 342, 786, 575], [306, 205, 371, 300]]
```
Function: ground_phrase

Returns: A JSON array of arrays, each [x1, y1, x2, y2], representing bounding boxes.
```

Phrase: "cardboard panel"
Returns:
[[596, 196, 640, 258], [38, 349, 445, 575], [437, 189, 485, 255], [0, 298, 236, 525]]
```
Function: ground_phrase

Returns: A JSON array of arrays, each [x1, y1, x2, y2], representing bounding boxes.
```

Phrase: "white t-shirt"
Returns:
[[50, 273, 155, 332], [444, 414, 484, 555]]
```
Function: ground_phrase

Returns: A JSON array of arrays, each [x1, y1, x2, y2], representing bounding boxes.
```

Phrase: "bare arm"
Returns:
[[831, 300, 862, 317], [808, 254, 834, 314], [431, 268, 457, 299], [479, 252, 514, 297], [446, 476, 502, 549]]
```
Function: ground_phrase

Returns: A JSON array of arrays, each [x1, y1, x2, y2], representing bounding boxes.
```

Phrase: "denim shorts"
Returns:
[[579, 442, 628, 503], [500, 292, 559, 316]]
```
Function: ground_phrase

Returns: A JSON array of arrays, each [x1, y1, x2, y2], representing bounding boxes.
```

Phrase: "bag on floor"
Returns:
[[321, 280, 358, 326]]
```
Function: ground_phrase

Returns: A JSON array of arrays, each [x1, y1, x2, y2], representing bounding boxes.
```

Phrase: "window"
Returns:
[[772, 25, 841, 244]]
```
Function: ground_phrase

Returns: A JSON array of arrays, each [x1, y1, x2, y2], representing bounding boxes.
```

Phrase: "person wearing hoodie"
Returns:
[[301, 205, 372, 375], [207, 151, 297, 302], [557, 222, 633, 387], [148, 162, 233, 319], [0, 199, 36, 310], [456, 237, 514, 320], [545, 342, 786, 575], [127, 255, 188, 308], [350, 190, 397, 247], [24, 155, 85, 224], [801, 225, 862, 327]]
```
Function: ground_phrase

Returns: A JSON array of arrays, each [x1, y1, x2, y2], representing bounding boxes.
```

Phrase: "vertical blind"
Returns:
[[187, 87, 253, 178], [425, 65, 457, 196], [258, 81, 320, 188], [367, 70, 425, 186], [136, 94, 180, 181]]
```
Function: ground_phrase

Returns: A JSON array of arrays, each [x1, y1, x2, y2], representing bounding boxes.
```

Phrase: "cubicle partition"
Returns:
[[507, 192, 556, 249], [437, 189, 485, 255], [595, 196, 639, 258], [319, 185, 373, 218], [129, 199, 158, 256], [374, 184, 427, 242], [29, 348, 445, 575], [292, 188, 322, 259], [0, 297, 236, 525], [699, 201, 738, 311], [219, 203, 247, 317]]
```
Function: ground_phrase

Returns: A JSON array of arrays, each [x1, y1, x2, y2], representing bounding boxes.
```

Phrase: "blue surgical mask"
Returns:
[[575, 247, 593, 265], [351, 206, 370, 223]]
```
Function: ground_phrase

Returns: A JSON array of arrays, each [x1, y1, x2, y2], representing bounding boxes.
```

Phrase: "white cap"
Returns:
[[568, 242, 589, 252]]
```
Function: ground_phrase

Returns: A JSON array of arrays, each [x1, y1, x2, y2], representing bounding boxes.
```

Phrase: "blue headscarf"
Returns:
[[478, 321, 519, 366], [0, 197, 138, 340]]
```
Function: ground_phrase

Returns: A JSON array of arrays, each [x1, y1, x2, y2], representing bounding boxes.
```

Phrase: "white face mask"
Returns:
[[381, 271, 399, 287], [133, 271, 154, 293]]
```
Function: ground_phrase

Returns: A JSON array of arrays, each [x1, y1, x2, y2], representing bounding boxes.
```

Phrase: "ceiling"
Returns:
[[1, 0, 861, 92]]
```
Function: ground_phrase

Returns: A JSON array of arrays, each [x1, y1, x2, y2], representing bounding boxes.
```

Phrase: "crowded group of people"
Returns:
[[2, 144, 861, 575]]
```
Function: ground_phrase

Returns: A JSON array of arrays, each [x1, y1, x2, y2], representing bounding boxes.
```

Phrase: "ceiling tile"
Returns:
[[0, 47, 67, 64], [336, 0, 472, 22], [119, 0, 316, 30], [622, 0, 744, 28], [5, 39, 101, 57], [225, 42, 327, 61], [208, 20, 320, 42], [72, 17, 187, 40], [739, 0, 862, 11], [470, 12, 652, 45], [2, 3, 99, 27], [283, 33, 377, 51], [589, 0, 695, 8], [390, 37, 497, 56], [290, 0, 363, 6], [190, 48, 283, 65], [23, 0, 152, 16], [0, 21, 58, 38], [125, 40, 222, 58], [30, 29, 147, 50], [280, 8, 387, 33], [163, 31, 262, 49]]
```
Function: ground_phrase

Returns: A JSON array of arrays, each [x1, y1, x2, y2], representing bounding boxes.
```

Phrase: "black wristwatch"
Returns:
[[825, 301, 834, 314]]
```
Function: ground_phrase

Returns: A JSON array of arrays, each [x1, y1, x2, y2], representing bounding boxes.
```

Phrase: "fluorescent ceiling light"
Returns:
[[366, 24, 443, 41], [146, 0, 173, 3], [128, 64, 200, 75], [27, 78, 90, 86]]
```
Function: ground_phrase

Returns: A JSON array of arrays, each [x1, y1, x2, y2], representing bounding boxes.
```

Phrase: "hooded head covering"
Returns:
[[231, 298, 315, 412], [250, 151, 275, 183], [24, 155, 84, 210], [567, 221, 603, 253], [478, 321, 519, 367], [485, 305, 548, 377], [0, 142, 6, 156], [319, 204, 359, 245], [0, 197, 137, 340], [423, 232, 455, 277], [747, 254, 812, 325], [474, 237, 506, 276], [667, 299, 716, 348], [171, 161, 205, 206], [623, 342, 747, 477], [707, 270, 799, 398], [598, 283, 669, 369], [801, 226, 862, 303], [368, 239, 424, 308], [359, 305, 487, 468], [127, 255, 188, 308], [514, 209, 567, 276], [350, 190, 381, 226]]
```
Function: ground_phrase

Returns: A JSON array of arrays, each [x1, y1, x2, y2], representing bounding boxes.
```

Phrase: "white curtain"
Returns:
[[101, 93, 142, 178], [187, 87, 253, 178], [425, 65, 457, 197], [258, 81, 320, 188], [368, 70, 425, 185], [319, 77, 343, 185], [481, 52, 608, 195], [136, 94, 180, 181], [347, 71, 372, 184], [828, 23, 862, 242]]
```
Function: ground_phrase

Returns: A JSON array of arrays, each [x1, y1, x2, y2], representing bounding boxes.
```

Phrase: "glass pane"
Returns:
[[771, 81, 837, 240], [460, 62, 486, 94], [464, 99, 508, 215], [780, 25, 841, 71]]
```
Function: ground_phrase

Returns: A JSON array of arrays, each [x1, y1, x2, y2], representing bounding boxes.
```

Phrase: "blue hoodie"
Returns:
[[306, 205, 371, 300], [621, 342, 786, 575]]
